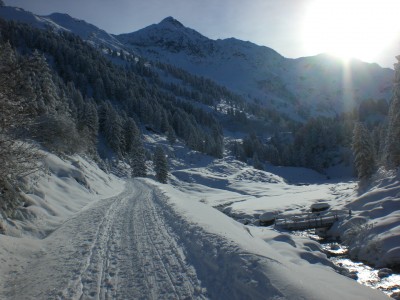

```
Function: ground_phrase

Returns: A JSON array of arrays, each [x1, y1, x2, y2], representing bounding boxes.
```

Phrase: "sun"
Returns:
[[302, 0, 400, 63]]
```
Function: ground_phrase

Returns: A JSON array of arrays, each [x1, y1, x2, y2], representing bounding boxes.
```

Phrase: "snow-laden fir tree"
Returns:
[[352, 122, 375, 180], [99, 101, 124, 158], [130, 138, 147, 177], [153, 146, 168, 183], [385, 55, 400, 168], [0, 42, 43, 177], [125, 118, 146, 178], [252, 153, 263, 170], [80, 99, 99, 154], [167, 126, 176, 145]]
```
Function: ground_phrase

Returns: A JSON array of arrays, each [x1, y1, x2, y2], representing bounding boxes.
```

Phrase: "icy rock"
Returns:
[[339, 268, 358, 280], [310, 202, 330, 212], [378, 268, 392, 278], [330, 243, 340, 250], [259, 212, 275, 226], [391, 291, 400, 300], [347, 271, 358, 280]]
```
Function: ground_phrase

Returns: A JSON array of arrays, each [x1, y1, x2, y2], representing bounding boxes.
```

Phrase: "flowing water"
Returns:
[[298, 230, 400, 299], [223, 213, 400, 298]]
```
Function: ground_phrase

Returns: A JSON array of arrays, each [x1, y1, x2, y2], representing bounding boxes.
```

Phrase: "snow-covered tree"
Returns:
[[0, 43, 42, 214], [385, 55, 400, 168], [124, 118, 147, 178], [0, 42, 43, 198], [252, 153, 263, 170], [130, 138, 147, 178], [153, 146, 168, 183], [22, 50, 62, 116], [167, 126, 176, 145], [100, 101, 124, 158], [352, 122, 375, 180], [160, 110, 170, 133], [123, 118, 140, 155]]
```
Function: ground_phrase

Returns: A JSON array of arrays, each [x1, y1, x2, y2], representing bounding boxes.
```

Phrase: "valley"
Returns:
[[0, 2, 399, 299]]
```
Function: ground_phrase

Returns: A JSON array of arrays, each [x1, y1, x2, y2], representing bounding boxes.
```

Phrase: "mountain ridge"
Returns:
[[0, 5, 394, 118], [116, 16, 393, 117], [0, 6, 123, 50]]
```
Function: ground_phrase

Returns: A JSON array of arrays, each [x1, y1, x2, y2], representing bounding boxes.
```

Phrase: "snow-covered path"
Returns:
[[3, 180, 205, 300], [2, 178, 389, 300]]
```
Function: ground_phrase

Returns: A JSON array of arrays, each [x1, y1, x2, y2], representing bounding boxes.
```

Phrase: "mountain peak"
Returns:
[[159, 16, 184, 28]]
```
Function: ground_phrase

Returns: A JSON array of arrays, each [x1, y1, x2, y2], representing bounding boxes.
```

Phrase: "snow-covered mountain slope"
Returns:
[[0, 150, 389, 299], [1, 7, 393, 118], [0, 6, 123, 50], [45, 13, 123, 49], [117, 17, 394, 117]]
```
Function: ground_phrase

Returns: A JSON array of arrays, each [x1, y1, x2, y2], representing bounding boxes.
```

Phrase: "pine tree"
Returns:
[[24, 50, 61, 116], [167, 126, 176, 145], [0, 42, 42, 183], [75, 99, 99, 154], [385, 55, 400, 168], [153, 146, 168, 183], [252, 153, 264, 170], [160, 110, 170, 133], [125, 118, 146, 178], [352, 122, 375, 180], [130, 137, 147, 178], [100, 101, 124, 158], [123, 118, 140, 155]]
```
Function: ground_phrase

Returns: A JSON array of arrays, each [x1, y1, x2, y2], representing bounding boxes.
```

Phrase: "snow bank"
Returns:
[[331, 169, 400, 268], [3, 152, 125, 238], [151, 180, 387, 299], [0, 152, 125, 297]]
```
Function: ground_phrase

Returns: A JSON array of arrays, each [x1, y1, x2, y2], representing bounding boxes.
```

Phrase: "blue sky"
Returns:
[[4, 0, 399, 68]]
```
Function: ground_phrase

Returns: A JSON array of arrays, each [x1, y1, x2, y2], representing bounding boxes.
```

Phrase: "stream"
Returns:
[[218, 207, 400, 298], [295, 230, 400, 299]]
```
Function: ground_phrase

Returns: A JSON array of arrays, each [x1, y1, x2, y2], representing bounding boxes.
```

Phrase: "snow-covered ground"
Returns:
[[331, 168, 400, 268], [0, 142, 396, 299], [3, 153, 125, 238], [159, 133, 399, 272], [169, 154, 355, 221]]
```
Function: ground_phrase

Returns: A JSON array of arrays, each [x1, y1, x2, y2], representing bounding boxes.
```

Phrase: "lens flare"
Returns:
[[302, 0, 400, 63]]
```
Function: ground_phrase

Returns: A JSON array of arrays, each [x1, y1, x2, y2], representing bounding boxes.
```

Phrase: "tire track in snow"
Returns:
[[5, 180, 206, 300], [135, 188, 202, 299], [71, 180, 206, 300]]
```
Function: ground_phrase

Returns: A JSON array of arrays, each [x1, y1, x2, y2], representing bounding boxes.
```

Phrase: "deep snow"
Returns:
[[0, 140, 395, 299]]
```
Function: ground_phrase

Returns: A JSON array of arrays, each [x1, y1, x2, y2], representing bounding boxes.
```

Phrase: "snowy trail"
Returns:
[[4, 180, 206, 300], [2, 178, 389, 300]]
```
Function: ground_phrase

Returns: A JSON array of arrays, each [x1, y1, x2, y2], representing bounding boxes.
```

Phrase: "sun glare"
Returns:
[[302, 0, 400, 63]]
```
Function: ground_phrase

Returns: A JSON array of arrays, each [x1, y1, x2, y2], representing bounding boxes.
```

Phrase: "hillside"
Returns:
[[0, 4, 399, 299], [0, 6, 123, 50], [0, 6, 394, 120], [118, 17, 394, 117], [0, 145, 391, 299]]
